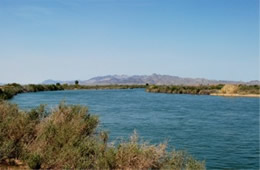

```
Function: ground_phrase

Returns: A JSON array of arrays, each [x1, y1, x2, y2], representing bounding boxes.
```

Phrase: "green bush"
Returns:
[[0, 102, 46, 162], [0, 102, 205, 169], [27, 153, 41, 169], [238, 85, 260, 94]]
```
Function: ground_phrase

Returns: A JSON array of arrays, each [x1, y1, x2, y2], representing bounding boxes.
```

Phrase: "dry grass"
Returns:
[[220, 85, 239, 94]]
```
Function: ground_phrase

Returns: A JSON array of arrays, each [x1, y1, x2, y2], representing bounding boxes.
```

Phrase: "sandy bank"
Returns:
[[210, 93, 260, 98]]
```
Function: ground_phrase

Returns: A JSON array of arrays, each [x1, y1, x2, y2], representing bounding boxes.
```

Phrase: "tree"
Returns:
[[75, 80, 79, 85]]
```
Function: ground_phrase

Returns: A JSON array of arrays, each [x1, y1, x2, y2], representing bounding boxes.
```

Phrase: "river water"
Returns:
[[10, 89, 259, 169]]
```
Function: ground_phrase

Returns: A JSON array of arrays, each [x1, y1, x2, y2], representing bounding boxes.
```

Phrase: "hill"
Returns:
[[42, 74, 259, 85]]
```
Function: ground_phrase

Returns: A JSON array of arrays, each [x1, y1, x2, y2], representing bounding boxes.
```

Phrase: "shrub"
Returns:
[[237, 85, 260, 94], [27, 153, 41, 169], [220, 85, 239, 94], [0, 102, 46, 163], [0, 102, 205, 169], [27, 103, 100, 168]]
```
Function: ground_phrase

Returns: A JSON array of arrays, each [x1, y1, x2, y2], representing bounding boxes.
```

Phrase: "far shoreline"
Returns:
[[210, 93, 260, 98]]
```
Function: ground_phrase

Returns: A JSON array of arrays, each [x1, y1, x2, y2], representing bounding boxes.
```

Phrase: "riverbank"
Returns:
[[210, 93, 260, 98], [0, 84, 146, 100], [0, 83, 64, 100], [2, 83, 259, 101], [146, 84, 260, 97], [146, 84, 224, 95]]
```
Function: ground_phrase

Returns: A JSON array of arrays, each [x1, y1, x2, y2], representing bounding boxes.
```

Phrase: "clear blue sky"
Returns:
[[0, 0, 259, 84]]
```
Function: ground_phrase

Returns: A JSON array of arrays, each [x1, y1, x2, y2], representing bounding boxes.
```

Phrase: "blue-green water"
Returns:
[[10, 89, 259, 169]]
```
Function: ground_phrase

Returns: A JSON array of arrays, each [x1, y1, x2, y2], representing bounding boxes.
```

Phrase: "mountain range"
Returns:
[[42, 74, 260, 85]]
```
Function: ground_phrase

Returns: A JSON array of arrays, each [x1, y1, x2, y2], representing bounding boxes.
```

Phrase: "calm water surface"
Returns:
[[10, 89, 259, 169]]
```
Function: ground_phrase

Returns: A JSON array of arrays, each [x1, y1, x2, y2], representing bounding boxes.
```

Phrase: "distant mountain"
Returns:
[[246, 80, 260, 85], [42, 79, 73, 85], [42, 74, 260, 85], [42, 79, 62, 84]]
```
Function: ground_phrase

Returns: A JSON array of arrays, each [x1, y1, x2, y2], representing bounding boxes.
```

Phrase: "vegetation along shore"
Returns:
[[0, 83, 146, 100], [1, 83, 259, 101], [146, 84, 260, 97]]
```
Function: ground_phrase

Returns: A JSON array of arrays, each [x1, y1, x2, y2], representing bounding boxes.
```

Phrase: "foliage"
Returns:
[[0, 102, 45, 162], [218, 84, 259, 95], [0, 102, 205, 169], [220, 84, 239, 94], [0, 83, 146, 100], [0, 83, 24, 100], [146, 84, 260, 95], [146, 84, 225, 95], [237, 84, 260, 94], [26, 153, 41, 169], [0, 84, 64, 100]]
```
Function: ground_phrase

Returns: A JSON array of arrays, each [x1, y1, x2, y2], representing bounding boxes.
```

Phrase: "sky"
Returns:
[[0, 0, 259, 84]]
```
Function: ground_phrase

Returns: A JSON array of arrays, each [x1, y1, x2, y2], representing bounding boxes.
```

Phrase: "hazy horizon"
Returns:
[[39, 73, 260, 83], [0, 0, 259, 84], [1, 73, 259, 85]]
